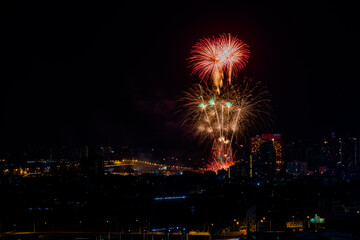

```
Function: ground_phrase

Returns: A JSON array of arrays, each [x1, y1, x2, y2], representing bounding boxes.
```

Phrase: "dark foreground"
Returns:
[[0, 231, 357, 240], [2, 173, 360, 239]]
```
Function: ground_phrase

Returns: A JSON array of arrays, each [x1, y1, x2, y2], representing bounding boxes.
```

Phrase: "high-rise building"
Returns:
[[335, 135, 360, 173], [261, 134, 283, 170], [250, 134, 283, 178]]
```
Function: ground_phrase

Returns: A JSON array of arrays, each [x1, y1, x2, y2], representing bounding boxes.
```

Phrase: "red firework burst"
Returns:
[[206, 139, 235, 172], [188, 36, 222, 82], [218, 33, 250, 83], [188, 34, 250, 84]]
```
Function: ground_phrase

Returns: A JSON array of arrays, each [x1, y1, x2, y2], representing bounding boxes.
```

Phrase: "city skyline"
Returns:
[[3, 3, 360, 239]]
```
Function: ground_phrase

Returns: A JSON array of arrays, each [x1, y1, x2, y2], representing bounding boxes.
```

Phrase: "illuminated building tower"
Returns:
[[250, 136, 262, 177], [345, 136, 358, 168], [334, 135, 360, 174], [260, 134, 283, 171], [250, 134, 283, 177], [250, 136, 275, 178]]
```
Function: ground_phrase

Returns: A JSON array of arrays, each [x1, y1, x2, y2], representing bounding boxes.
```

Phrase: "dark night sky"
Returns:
[[1, 2, 359, 152]]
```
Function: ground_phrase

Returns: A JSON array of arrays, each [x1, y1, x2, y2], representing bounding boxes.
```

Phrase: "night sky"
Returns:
[[1, 2, 359, 153]]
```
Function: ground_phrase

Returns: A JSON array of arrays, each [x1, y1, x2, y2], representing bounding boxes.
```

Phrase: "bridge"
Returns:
[[104, 159, 202, 175]]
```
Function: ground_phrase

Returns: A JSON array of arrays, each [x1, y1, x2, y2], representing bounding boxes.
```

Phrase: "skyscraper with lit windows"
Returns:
[[250, 134, 283, 178]]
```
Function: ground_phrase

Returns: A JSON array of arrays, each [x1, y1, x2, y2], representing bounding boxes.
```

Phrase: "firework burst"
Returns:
[[188, 37, 221, 81], [188, 36, 224, 93], [218, 33, 250, 84], [188, 33, 250, 92], [181, 78, 272, 171], [181, 78, 271, 144], [182, 34, 271, 172], [207, 140, 235, 172]]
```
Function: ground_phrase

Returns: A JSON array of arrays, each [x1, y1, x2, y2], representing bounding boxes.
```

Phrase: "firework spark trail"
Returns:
[[213, 98, 222, 140], [199, 93, 215, 139], [230, 108, 241, 147], [221, 105, 224, 139]]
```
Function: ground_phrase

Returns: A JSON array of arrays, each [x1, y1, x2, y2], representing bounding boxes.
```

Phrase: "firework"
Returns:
[[181, 78, 271, 144], [188, 34, 250, 91], [183, 34, 270, 172], [218, 33, 250, 84], [207, 140, 235, 172], [181, 78, 272, 171], [188, 36, 224, 93]]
